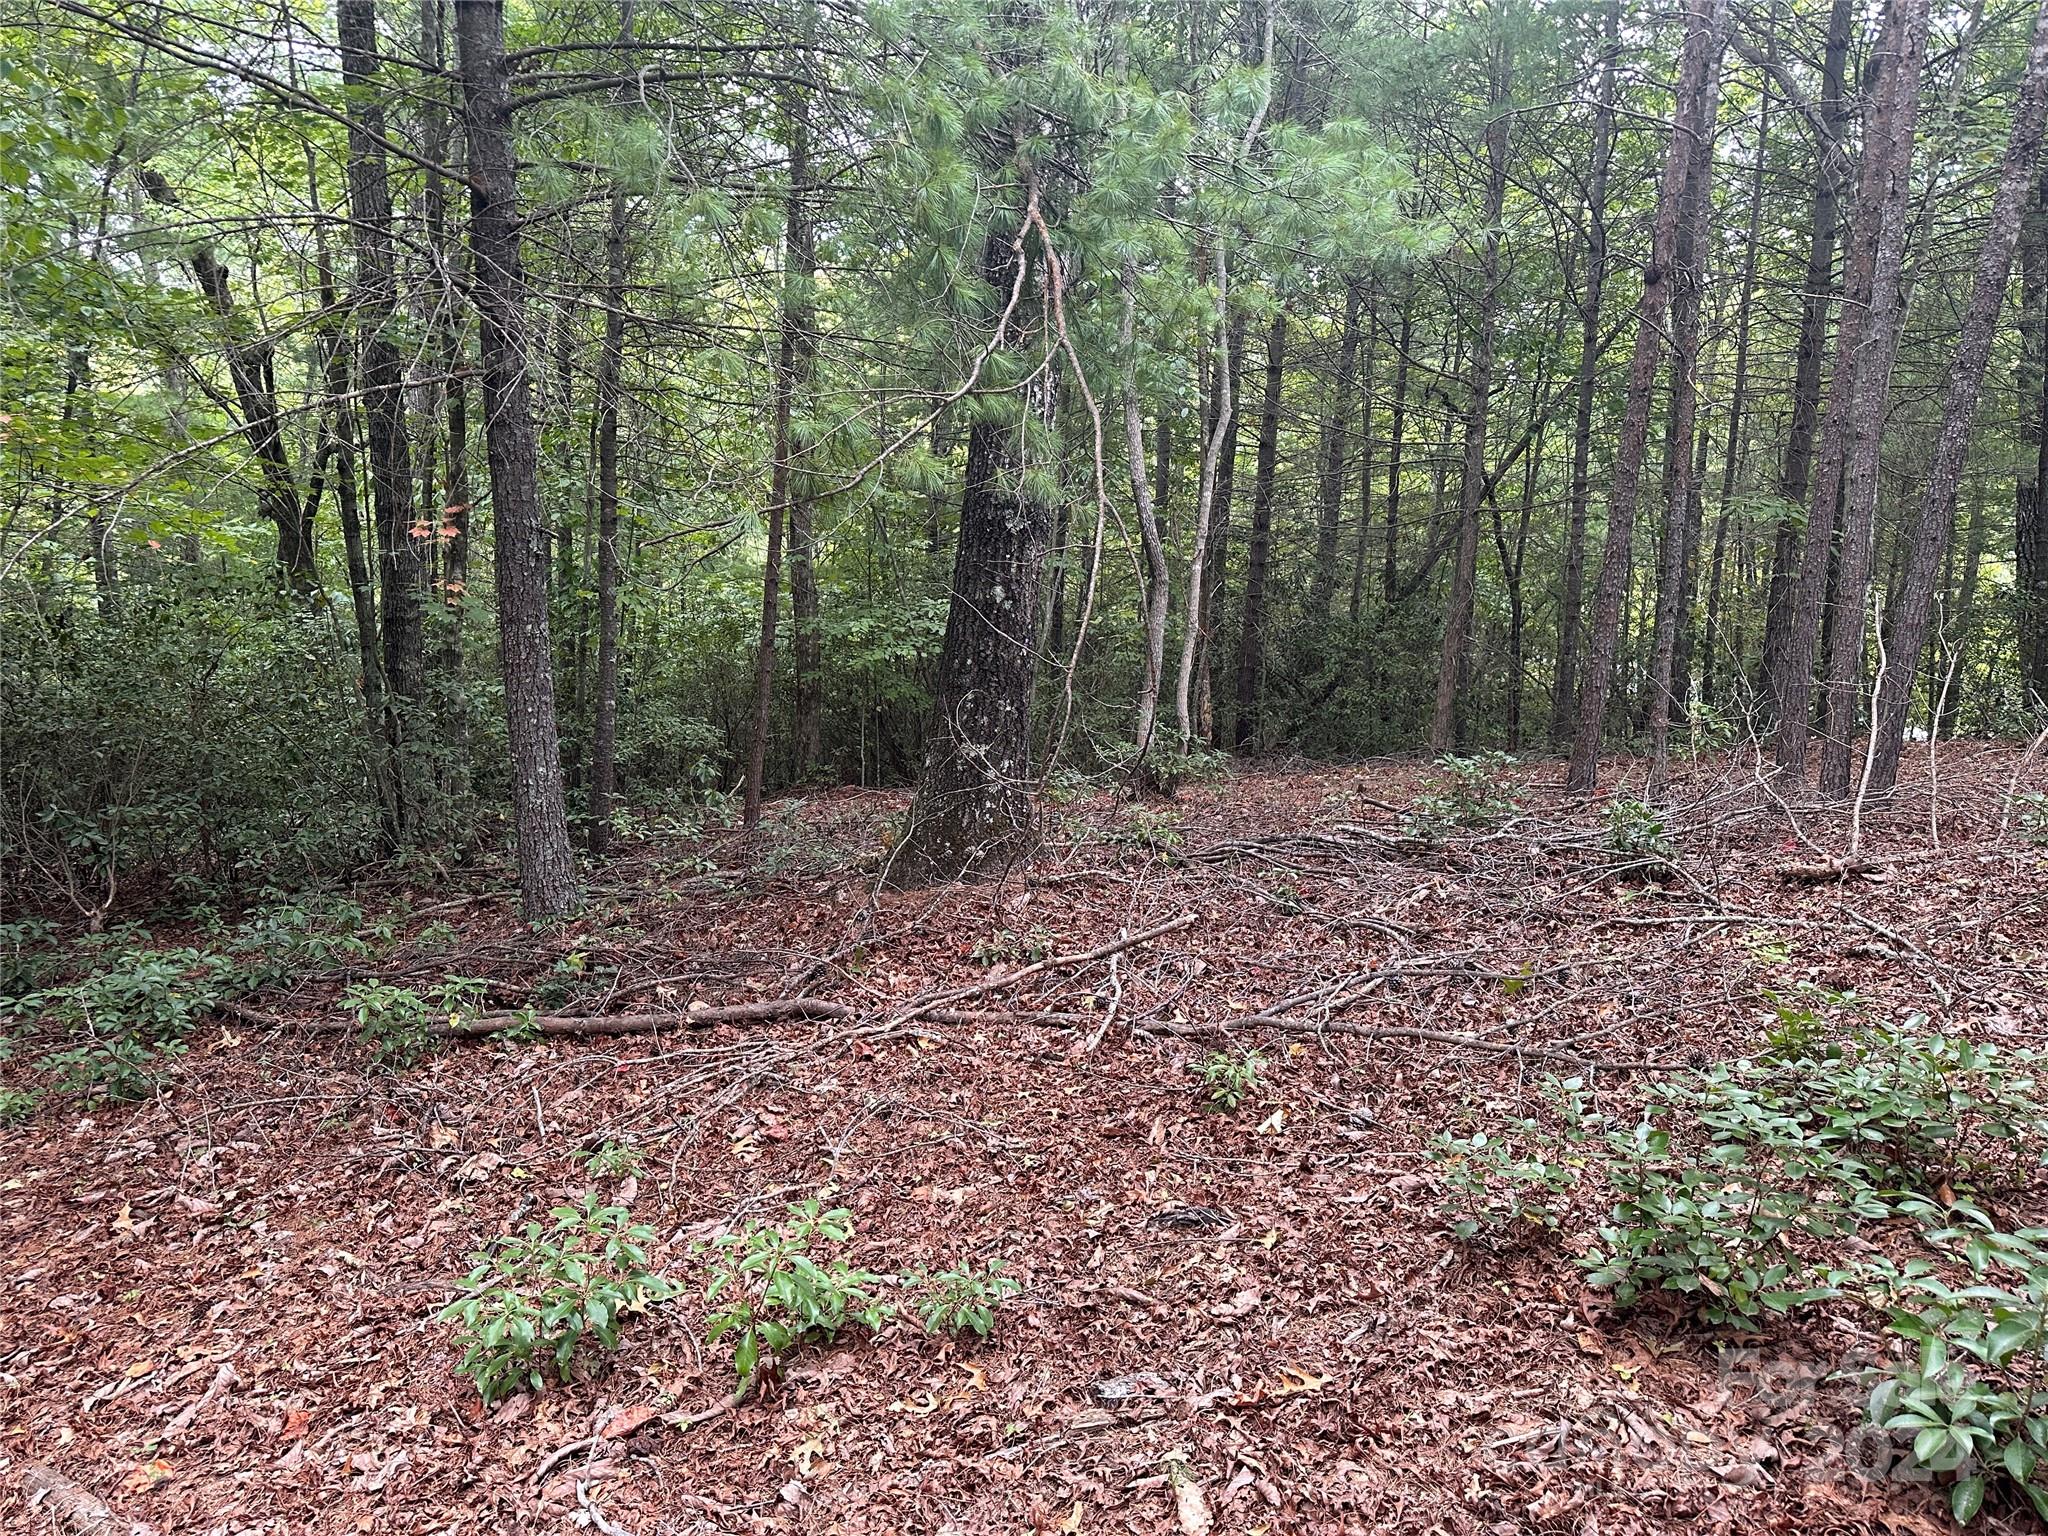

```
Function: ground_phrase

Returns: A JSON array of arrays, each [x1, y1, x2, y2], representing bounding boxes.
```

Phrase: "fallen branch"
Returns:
[[1142, 1015, 1680, 1072], [891, 911, 1198, 1026], [1772, 854, 1902, 883], [442, 999, 854, 1038], [20, 1463, 160, 1536], [219, 997, 853, 1039], [533, 1370, 760, 1485]]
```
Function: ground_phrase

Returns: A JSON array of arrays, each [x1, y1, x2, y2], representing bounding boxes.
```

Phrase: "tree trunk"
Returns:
[[1233, 311, 1286, 750], [743, 60, 815, 830], [453, 0, 579, 920], [1348, 295, 1377, 625], [1646, 34, 1726, 799], [1761, 0, 1856, 707], [1940, 478, 1989, 735], [1552, 0, 1619, 747], [1122, 266, 1172, 769], [1702, 80, 1769, 706], [1309, 278, 1362, 616], [1431, 44, 1510, 754], [420, 0, 472, 795], [1382, 282, 1412, 602], [340, 0, 428, 830], [137, 169, 312, 584], [1567, 0, 1729, 793], [1815, 0, 1931, 797], [787, 59, 823, 782], [586, 4, 635, 855], [1867, 0, 2048, 791], [2024, 169, 2048, 704], [1774, 0, 1925, 780], [891, 283, 1057, 880]]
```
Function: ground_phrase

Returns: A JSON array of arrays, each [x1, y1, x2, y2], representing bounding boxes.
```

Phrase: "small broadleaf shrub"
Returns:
[[344, 975, 489, 1067], [229, 896, 370, 988], [0, 917, 57, 1000], [906, 1259, 1022, 1337], [1196, 1048, 1266, 1112], [1580, 1117, 1871, 1324], [1402, 752, 1516, 840], [700, 1200, 891, 1378], [1602, 797, 1677, 863], [1865, 1214, 2048, 1523], [1145, 744, 1232, 795], [2014, 791, 2048, 847], [580, 1139, 643, 1179], [970, 927, 1054, 966], [1429, 1080, 1597, 1242], [439, 1196, 676, 1406], [1111, 806, 1183, 854], [0, 1086, 38, 1124], [24, 945, 228, 1042], [18, 945, 228, 1104]]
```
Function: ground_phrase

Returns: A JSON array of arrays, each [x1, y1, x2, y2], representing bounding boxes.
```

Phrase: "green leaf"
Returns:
[[1951, 1476, 1985, 1524]]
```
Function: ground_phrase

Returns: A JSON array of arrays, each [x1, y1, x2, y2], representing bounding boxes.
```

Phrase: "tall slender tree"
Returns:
[[453, 0, 579, 919]]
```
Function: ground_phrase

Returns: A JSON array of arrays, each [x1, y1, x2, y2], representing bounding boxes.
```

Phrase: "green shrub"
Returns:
[[229, 896, 370, 987], [25, 945, 227, 1042], [0, 1086, 39, 1123], [17, 944, 227, 1105], [1402, 752, 1516, 840], [700, 1200, 891, 1378], [2014, 791, 2048, 847], [1580, 1118, 1868, 1324], [439, 1196, 676, 1406], [1195, 1048, 1266, 1112], [905, 1259, 1021, 1337], [343, 975, 489, 1067], [1429, 1080, 1596, 1242], [1110, 806, 1183, 854], [970, 927, 1054, 966], [580, 1139, 643, 1179], [1602, 797, 1676, 862], [0, 917, 57, 1000], [1866, 1216, 2048, 1523]]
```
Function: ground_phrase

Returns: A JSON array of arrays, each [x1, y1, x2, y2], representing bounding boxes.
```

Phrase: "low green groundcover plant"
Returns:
[[440, 1196, 677, 1406], [1425, 1020, 2048, 1524]]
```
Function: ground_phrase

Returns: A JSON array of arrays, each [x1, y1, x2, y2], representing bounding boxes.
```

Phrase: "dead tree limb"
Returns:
[[20, 1463, 160, 1536], [890, 911, 1198, 1025]]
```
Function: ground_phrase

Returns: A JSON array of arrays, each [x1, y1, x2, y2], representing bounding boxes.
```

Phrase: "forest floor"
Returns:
[[2, 743, 2045, 1536]]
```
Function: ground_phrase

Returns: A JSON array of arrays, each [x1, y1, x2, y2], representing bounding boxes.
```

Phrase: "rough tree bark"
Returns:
[[1552, 0, 1619, 747], [2024, 168, 2048, 704], [587, 0, 635, 854], [1702, 79, 1770, 706], [1761, 0, 1855, 706], [1567, 0, 1729, 793], [889, 230, 1059, 884], [136, 169, 312, 584], [339, 0, 428, 829], [1381, 283, 1412, 602], [1773, 0, 1925, 781], [453, 0, 579, 920], [1815, 0, 1930, 797], [1309, 278, 1362, 617], [1867, 0, 2048, 791], [743, 57, 815, 831], [1121, 264, 1172, 771], [1347, 294, 1377, 624], [1233, 311, 1286, 750], [1646, 24, 1727, 799], [1430, 41, 1510, 754]]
